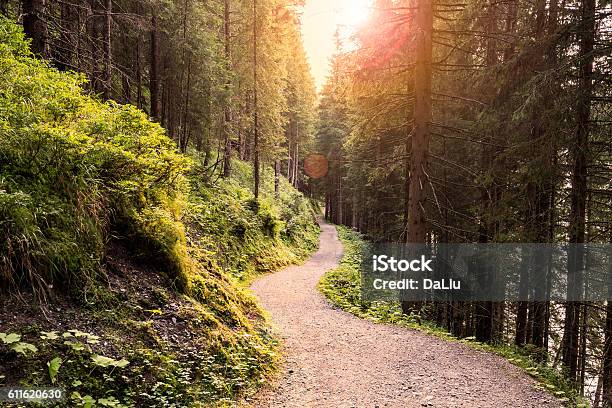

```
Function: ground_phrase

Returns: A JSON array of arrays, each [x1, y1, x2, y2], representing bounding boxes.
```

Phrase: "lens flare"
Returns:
[[335, 0, 370, 28]]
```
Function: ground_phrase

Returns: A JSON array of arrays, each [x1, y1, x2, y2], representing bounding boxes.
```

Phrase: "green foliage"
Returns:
[[0, 332, 38, 355], [319, 226, 588, 408], [47, 356, 62, 384], [0, 332, 21, 344], [91, 355, 130, 369], [1, 329, 133, 406], [187, 159, 319, 283], [0, 17, 189, 296]]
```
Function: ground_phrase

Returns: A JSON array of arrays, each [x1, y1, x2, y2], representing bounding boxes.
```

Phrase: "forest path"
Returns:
[[249, 219, 560, 408]]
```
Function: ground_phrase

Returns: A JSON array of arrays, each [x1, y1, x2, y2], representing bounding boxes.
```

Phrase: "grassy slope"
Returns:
[[0, 18, 318, 408], [319, 226, 587, 408]]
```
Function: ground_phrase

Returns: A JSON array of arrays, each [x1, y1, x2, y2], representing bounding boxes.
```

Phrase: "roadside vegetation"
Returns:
[[0, 18, 318, 408], [319, 226, 588, 408]]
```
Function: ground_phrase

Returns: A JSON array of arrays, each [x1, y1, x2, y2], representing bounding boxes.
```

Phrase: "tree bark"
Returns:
[[274, 160, 280, 198], [562, 0, 594, 382], [336, 165, 343, 225], [103, 0, 112, 99], [222, 0, 233, 177], [401, 0, 432, 315], [293, 136, 299, 188], [403, 125, 411, 243], [252, 0, 260, 199], [149, 13, 161, 121], [56, 1, 78, 71], [605, 256, 612, 405], [181, 58, 192, 152], [406, 0, 432, 244], [133, 1, 143, 108], [22, 0, 48, 57]]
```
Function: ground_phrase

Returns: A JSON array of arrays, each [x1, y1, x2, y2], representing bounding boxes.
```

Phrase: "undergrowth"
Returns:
[[0, 16, 190, 297], [187, 159, 319, 285], [319, 226, 588, 408]]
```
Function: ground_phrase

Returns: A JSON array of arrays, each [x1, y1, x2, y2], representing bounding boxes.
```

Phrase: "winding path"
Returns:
[[249, 220, 560, 408]]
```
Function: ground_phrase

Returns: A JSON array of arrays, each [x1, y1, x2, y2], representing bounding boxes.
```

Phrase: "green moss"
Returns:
[[319, 226, 588, 408]]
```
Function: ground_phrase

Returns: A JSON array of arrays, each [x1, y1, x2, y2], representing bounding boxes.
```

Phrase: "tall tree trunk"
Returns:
[[120, 30, 131, 103], [405, 0, 432, 244], [274, 160, 280, 198], [161, 56, 169, 128], [336, 166, 343, 225], [181, 58, 192, 152], [252, 0, 260, 199], [474, 0, 502, 344], [503, 0, 518, 60], [150, 13, 161, 121], [504, 11, 521, 346], [352, 193, 358, 228], [562, 0, 594, 382], [88, 0, 101, 93], [22, 0, 48, 57], [287, 133, 293, 181], [293, 137, 299, 188], [56, 1, 78, 71], [133, 1, 143, 108], [403, 124, 411, 243], [222, 0, 233, 177], [531, 0, 561, 352], [288, 118, 297, 185], [102, 0, 112, 99], [401, 0, 432, 315]]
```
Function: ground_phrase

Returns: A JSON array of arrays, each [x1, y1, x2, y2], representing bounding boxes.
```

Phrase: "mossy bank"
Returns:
[[0, 17, 319, 408]]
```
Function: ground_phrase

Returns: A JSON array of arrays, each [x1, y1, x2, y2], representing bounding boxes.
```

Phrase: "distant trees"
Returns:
[[5, 0, 316, 194], [318, 0, 611, 402], [222, 0, 232, 178]]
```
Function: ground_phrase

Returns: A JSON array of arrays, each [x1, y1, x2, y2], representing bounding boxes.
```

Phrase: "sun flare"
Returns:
[[335, 0, 371, 28]]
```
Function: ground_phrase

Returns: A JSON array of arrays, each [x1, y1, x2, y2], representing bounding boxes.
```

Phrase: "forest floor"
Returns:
[[248, 219, 562, 408]]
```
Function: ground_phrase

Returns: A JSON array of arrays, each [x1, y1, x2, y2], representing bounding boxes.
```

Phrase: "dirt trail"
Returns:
[[249, 220, 560, 408]]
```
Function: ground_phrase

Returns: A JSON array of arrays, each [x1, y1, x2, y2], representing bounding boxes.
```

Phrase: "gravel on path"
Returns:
[[249, 219, 561, 408]]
